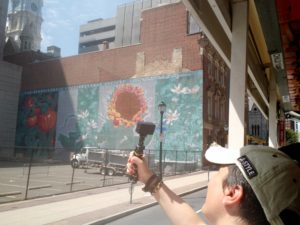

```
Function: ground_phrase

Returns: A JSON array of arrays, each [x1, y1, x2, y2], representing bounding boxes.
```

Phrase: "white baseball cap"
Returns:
[[205, 143, 300, 225]]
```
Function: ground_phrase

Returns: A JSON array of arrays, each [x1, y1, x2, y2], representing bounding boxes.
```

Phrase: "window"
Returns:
[[251, 124, 260, 136], [220, 101, 224, 121], [208, 95, 212, 120], [80, 25, 116, 37], [220, 73, 224, 87], [210, 61, 216, 81], [215, 66, 219, 83], [219, 65, 224, 86], [187, 12, 201, 34], [207, 60, 212, 79], [11, 18, 17, 30], [79, 37, 115, 48], [214, 96, 219, 120]]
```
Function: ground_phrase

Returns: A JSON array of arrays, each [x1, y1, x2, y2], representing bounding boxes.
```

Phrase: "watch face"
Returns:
[[31, 3, 38, 12]]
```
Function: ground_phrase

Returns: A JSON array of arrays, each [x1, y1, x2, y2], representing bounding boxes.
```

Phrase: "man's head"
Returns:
[[204, 144, 300, 225]]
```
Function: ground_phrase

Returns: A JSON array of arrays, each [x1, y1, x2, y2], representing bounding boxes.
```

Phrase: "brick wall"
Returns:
[[18, 2, 202, 91]]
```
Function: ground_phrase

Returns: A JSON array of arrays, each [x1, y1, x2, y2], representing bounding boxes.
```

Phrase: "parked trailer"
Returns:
[[70, 147, 128, 176]]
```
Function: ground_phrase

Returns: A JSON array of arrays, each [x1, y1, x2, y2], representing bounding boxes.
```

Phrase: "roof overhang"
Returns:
[[182, 0, 300, 114]]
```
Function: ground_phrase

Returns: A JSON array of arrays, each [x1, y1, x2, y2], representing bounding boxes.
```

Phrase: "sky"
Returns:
[[41, 0, 131, 57]]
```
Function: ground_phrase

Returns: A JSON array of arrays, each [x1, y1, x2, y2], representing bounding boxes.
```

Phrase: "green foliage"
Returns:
[[286, 129, 299, 145]]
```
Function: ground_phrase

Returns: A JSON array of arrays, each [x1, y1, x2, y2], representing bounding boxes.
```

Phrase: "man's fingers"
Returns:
[[128, 151, 143, 165], [126, 160, 137, 175]]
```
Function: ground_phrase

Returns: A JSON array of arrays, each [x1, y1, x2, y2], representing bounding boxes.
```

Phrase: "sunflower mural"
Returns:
[[108, 84, 148, 127]]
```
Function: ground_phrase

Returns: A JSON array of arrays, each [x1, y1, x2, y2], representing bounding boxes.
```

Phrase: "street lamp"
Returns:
[[158, 101, 166, 180]]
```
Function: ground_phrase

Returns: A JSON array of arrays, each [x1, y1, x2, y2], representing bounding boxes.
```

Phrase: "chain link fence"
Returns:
[[0, 146, 203, 204]]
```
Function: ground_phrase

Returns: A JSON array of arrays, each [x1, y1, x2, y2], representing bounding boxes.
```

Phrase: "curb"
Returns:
[[86, 185, 208, 225]]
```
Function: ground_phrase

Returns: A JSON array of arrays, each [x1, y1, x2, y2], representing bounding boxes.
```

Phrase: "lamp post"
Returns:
[[158, 101, 166, 180]]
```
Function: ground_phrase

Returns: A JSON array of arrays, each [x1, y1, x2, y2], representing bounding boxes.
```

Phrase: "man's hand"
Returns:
[[127, 151, 154, 184]]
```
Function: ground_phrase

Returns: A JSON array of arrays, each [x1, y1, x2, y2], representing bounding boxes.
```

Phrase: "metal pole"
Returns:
[[159, 112, 163, 180], [70, 166, 75, 192], [25, 149, 34, 199]]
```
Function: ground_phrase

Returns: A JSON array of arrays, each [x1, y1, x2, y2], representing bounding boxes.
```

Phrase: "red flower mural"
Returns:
[[24, 96, 34, 108], [37, 108, 57, 133], [26, 115, 38, 127], [108, 84, 148, 127]]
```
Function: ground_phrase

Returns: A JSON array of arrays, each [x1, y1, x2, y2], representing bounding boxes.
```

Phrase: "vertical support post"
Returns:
[[25, 149, 34, 199], [70, 167, 75, 192], [103, 149, 108, 187], [158, 101, 166, 179], [228, 0, 249, 149], [269, 70, 278, 147], [175, 150, 178, 175], [159, 112, 163, 180]]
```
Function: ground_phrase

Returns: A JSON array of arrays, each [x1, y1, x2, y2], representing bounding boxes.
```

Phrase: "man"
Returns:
[[127, 144, 300, 225]]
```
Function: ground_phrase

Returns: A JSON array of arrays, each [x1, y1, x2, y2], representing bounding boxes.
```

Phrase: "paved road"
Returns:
[[104, 189, 207, 225], [0, 164, 128, 203]]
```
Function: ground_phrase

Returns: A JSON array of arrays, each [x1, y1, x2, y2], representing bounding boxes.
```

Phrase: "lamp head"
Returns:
[[158, 101, 166, 114]]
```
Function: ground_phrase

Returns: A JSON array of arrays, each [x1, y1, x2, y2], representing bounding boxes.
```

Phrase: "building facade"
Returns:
[[201, 39, 230, 152], [0, 0, 22, 156], [247, 100, 268, 145], [0, 0, 9, 59], [6, 0, 43, 53], [79, 17, 116, 54], [78, 0, 200, 54]]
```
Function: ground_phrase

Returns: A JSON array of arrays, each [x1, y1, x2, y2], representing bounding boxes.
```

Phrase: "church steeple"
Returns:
[[6, 0, 43, 52]]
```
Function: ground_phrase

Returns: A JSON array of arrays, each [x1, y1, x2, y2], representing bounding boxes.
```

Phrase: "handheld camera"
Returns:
[[130, 121, 155, 182], [135, 121, 156, 155]]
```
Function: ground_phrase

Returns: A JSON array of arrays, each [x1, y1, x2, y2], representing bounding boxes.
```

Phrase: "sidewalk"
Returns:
[[0, 171, 212, 225]]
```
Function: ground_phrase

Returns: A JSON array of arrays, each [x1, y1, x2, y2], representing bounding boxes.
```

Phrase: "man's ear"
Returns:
[[222, 185, 243, 206]]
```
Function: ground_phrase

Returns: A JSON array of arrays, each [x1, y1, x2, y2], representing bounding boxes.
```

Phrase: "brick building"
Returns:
[[5, 2, 229, 166]]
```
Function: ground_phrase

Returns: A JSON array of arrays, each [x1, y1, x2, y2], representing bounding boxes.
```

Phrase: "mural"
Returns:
[[15, 92, 58, 147], [15, 71, 203, 161]]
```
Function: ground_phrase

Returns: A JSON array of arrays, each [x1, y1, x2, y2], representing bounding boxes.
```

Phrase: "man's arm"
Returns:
[[127, 152, 205, 225]]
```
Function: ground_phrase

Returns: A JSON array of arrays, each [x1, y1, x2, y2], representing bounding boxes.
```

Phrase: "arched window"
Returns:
[[220, 100, 225, 122], [251, 124, 260, 136], [214, 95, 219, 120], [207, 94, 212, 121], [215, 64, 219, 83]]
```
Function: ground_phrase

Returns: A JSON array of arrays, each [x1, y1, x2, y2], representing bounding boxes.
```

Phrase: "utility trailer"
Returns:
[[70, 147, 128, 176]]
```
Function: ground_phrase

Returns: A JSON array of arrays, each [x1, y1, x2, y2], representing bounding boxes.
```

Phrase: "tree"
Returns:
[[285, 129, 299, 145]]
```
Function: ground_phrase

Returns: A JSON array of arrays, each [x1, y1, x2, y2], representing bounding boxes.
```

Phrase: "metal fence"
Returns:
[[0, 146, 203, 204]]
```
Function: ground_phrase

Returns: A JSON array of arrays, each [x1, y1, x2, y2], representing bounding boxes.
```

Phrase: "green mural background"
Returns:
[[16, 71, 203, 161]]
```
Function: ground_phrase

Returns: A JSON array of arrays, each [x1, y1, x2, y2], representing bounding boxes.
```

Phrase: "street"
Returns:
[[0, 164, 128, 203], [105, 189, 207, 225]]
